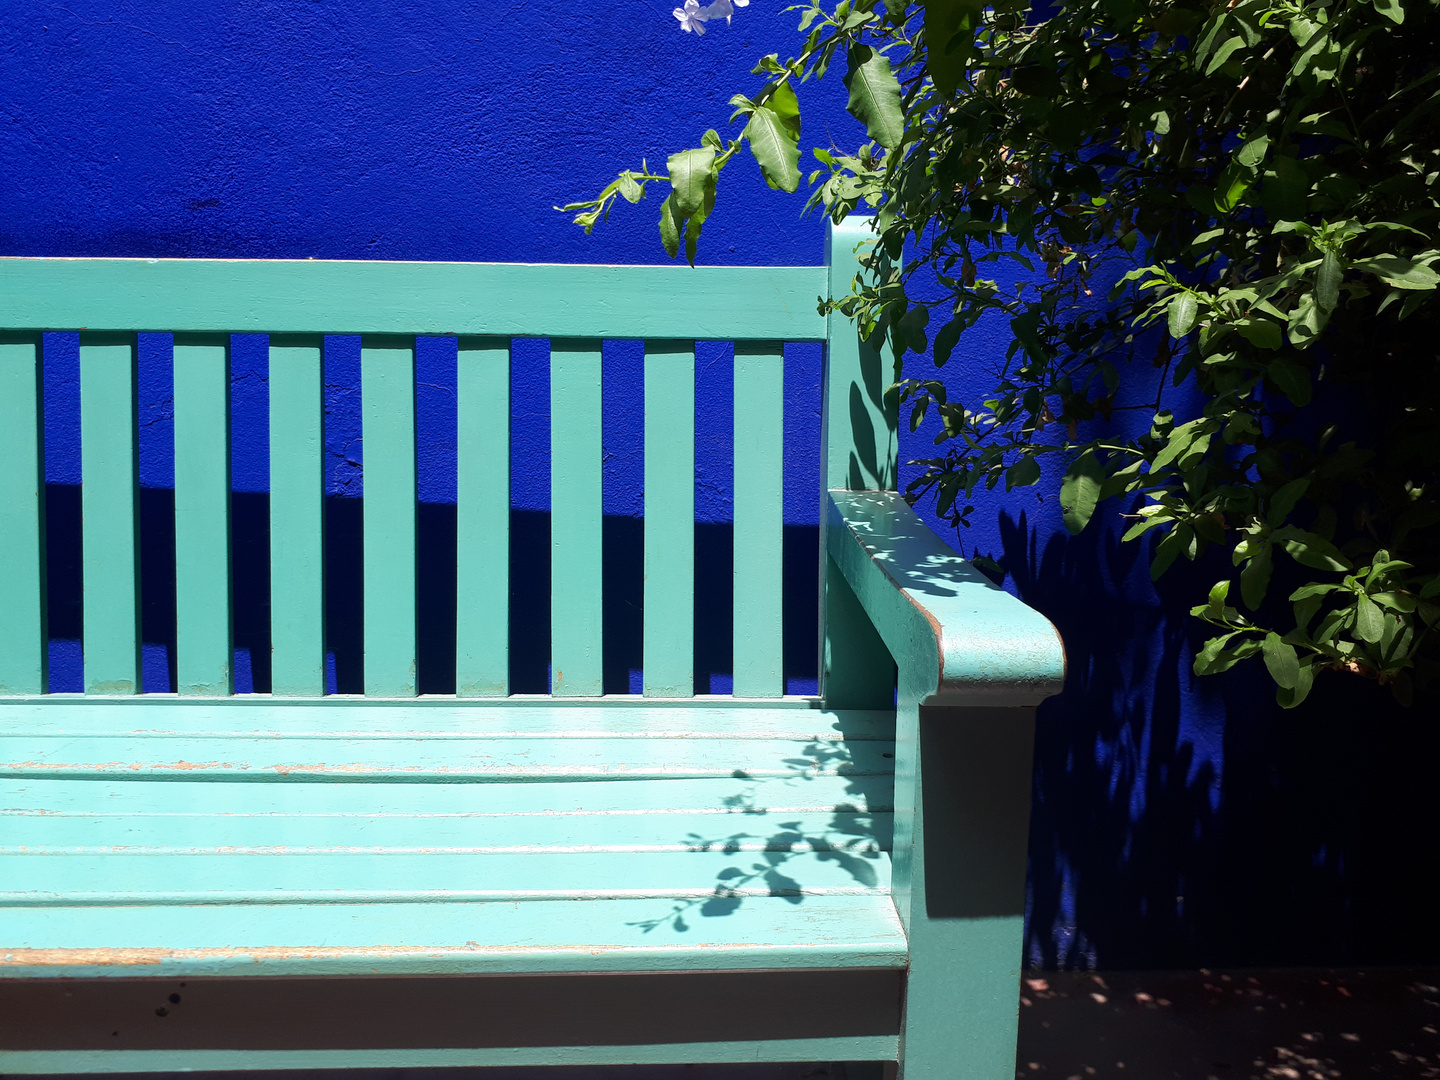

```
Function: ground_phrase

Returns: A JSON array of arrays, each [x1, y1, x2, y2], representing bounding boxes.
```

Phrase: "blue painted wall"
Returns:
[[4, 1, 1436, 970]]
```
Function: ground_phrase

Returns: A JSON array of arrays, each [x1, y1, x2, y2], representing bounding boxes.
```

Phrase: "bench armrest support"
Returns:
[[826, 490, 1065, 707]]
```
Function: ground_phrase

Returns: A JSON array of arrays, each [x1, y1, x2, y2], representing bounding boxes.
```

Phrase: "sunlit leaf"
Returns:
[[844, 45, 905, 149], [1263, 631, 1300, 689], [1060, 451, 1104, 535]]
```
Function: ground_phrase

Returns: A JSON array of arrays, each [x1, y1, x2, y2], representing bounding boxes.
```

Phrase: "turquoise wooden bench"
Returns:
[[0, 218, 1065, 1078]]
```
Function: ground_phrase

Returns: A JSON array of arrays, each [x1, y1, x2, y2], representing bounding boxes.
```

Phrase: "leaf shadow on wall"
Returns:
[[1000, 509, 1440, 970]]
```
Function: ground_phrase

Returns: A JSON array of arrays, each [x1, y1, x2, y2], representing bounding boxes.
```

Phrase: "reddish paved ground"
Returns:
[[1015, 969, 1440, 1080]]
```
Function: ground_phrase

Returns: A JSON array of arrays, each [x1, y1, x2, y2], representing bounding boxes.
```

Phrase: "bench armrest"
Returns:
[[827, 490, 1066, 707]]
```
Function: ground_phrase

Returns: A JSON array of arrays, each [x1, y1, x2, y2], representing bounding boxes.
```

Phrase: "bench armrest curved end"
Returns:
[[827, 490, 1066, 707]]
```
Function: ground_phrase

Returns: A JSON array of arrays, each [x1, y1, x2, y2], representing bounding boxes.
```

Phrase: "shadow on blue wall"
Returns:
[[43, 488, 820, 698], [1005, 508, 1440, 969]]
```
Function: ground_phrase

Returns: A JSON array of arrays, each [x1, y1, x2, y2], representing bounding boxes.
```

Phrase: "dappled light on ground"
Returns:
[[1016, 969, 1440, 1079]]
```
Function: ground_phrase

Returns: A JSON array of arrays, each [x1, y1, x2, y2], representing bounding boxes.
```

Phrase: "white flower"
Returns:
[[692, 0, 746, 21], [674, 0, 708, 33]]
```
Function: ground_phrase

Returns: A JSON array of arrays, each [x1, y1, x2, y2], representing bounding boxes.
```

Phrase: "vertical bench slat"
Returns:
[[268, 335, 326, 696], [361, 336, 418, 697], [456, 336, 510, 697], [732, 342, 785, 697], [550, 339, 603, 697], [79, 333, 141, 694], [643, 340, 694, 697], [173, 334, 233, 695], [0, 333, 47, 694]]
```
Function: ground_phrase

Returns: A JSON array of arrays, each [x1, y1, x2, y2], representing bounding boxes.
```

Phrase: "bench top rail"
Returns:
[[0, 259, 830, 341]]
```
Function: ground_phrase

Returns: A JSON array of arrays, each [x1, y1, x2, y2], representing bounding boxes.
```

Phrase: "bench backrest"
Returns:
[[0, 219, 898, 701]]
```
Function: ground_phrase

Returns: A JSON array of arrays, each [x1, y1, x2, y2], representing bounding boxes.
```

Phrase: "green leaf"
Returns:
[[1217, 164, 1254, 212], [898, 304, 930, 353], [1193, 14, 1230, 64], [1122, 509, 1172, 542], [921, 0, 982, 95], [1060, 452, 1104, 535], [1316, 249, 1343, 313], [1151, 523, 1193, 580], [843, 45, 905, 150], [1351, 256, 1440, 290], [1372, 0, 1404, 23], [1168, 293, 1198, 338], [1205, 579, 1232, 618], [1204, 35, 1245, 76], [684, 204, 707, 267], [1287, 292, 1325, 348], [1263, 631, 1300, 689], [1005, 454, 1041, 490], [743, 100, 802, 193], [1235, 134, 1269, 168], [1267, 359, 1311, 406], [617, 173, 643, 204], [1151, 417, 1211, 472], [1294, 593, 1323, 632], [1193, 630, 1240, 674], [1276, 660, 1315, 708], [1241, 544, 1272, 610], [933, 318, 962, 366], [1355, 593, 1385, 642], [667, 148, 716, 219], [762, 81, 802, 140], [1268, 477, 1310, 525], [1290, 582, 1343, 601], [1272, 526, 1352, 571], [658, 193, 682, 259], [1194, 633, 1263, 675], [1235, 316, 1281, 349], [1260, 156, 1310, 221]]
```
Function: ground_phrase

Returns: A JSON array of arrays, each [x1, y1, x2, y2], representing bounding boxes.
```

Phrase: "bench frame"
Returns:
[[0, 218, 1065, 1079]]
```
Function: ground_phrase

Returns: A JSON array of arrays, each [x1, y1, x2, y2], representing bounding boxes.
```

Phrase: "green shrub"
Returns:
[[565, 0, 1440, 706]]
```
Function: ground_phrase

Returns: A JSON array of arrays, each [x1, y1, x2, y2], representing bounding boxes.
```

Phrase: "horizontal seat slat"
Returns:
[[0, 736, 894, 781], [0, 844, 891, 904], [0, 893, 907, 978], [0, 807, 891, 855], [0, 775, 891, 815], [0, 259, 829, 340], [0, 701, 893, 739]]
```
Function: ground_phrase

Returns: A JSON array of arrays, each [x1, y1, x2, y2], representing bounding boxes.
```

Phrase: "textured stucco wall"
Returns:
[[3, 1, 1436, 970]]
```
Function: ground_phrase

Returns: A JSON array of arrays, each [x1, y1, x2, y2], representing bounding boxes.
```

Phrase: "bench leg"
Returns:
[[894, 705, 1036, 1080]]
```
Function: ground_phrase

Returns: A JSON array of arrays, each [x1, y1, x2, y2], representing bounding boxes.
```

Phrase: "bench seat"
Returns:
[[0, 698, 903, 980]]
